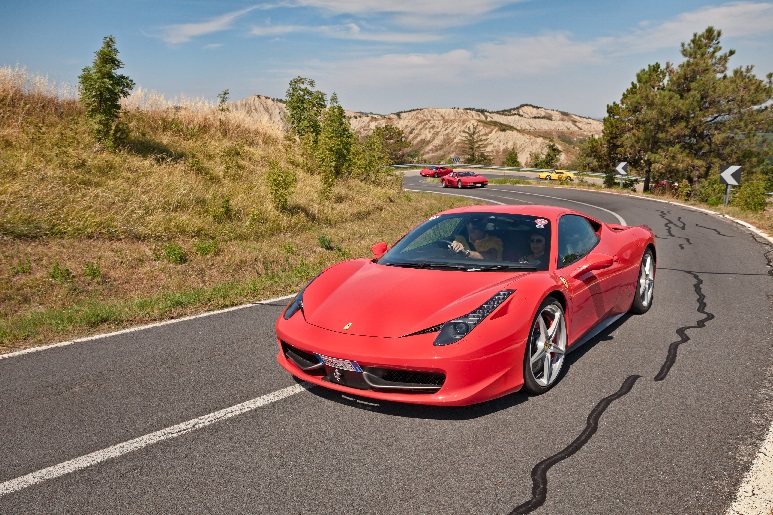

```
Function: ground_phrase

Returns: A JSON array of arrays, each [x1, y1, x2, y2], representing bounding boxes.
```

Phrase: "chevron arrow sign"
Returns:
[[615, 162, 629, 176], [720, 165, 741, 186]]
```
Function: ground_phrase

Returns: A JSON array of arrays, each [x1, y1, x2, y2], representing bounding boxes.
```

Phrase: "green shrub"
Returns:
[[50, 261, 74, 281], [83, 262, 102, 279], [318, 234, 334, 250], [162, 243, 187, 264], [694, 175, 726, 206], [11, 258, 31, 275], [731, 178, 768, 212], [194, 239, 219, 256], [267, 159, 297, 211]]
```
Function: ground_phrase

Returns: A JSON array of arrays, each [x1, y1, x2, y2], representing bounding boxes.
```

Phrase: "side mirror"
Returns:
[[371, 242, 388, 259], [570, 253, 615, 279]]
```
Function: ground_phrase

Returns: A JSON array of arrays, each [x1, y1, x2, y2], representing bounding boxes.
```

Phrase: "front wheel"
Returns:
[[522, 298, 567, 394], [630, 248, 655, 314], [545, 175, 552, 180], [441, 180, 448, 188], [457, 181, 462, 189]]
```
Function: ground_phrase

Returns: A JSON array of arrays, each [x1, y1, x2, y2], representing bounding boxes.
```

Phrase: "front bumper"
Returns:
[[275, 314, 528, 406]]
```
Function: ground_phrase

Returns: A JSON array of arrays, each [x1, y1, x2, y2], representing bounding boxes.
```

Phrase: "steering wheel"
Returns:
[[438, 239, 458, 253]]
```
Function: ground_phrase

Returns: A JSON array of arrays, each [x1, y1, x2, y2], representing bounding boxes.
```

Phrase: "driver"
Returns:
[[449, 218, 503, 260]]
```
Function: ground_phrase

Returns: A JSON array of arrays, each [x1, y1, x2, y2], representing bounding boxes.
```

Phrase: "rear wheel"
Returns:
[[522, 298, 567, 394], [630, 248, 655, 314]]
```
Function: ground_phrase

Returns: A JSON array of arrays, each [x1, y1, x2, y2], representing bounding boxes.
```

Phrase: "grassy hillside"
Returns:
[[0, 67, 474, 351]]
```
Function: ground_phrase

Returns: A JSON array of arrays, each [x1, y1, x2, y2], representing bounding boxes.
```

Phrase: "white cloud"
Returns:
[[620, 1, 773, 54], [250, 22, 443, 43], [159, 5, 260, 44]]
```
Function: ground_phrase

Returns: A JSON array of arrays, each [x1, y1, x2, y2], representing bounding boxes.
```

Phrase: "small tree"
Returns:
[[78, 35, 135, 146], [370, 124, 410, 164], [285, 77, 326, 143], [503, 147, 521, 167], [267, 159, 296, 211], [459, 124, 491, 165], [217, 89, 230, 112], [530, 140, 562, 168], [316, 94, 356, 191]]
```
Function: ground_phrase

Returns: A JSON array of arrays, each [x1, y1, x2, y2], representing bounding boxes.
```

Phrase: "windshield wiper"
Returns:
[[384, 261, 473, 271], [473, 264, 539, 271]]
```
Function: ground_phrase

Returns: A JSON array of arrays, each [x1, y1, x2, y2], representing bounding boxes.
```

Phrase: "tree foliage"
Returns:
[[316, 94, 356, 191], [592, 27, 773, 194], [370, 124, 410, 164], [282, 78, 398, 196], [503, 147, 521, 167], [459, 124, 492, 165], [530, 140, 562, 169], [285, 77, 326, 143], [78, 35, 135, 147]]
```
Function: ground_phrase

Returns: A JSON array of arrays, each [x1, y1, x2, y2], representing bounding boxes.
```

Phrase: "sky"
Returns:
[[2, 1, 772, 119]]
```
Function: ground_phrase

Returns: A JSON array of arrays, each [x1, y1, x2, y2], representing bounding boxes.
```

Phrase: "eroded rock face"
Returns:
[[230, 96, 602, 165]]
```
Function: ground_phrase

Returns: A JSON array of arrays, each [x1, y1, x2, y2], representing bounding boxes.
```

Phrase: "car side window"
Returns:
[[558, 215, 599, 267]]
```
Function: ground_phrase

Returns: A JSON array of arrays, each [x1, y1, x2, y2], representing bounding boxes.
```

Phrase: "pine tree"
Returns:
[[78, 35, 135, 146]]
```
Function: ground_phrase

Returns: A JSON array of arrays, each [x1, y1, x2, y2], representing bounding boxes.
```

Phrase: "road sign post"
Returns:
[[719, 165, 742, 206], [615, 162, 629, 189]]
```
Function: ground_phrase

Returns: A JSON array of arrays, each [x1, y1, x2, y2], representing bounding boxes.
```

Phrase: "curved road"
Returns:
[[1, 175, 771, 514]]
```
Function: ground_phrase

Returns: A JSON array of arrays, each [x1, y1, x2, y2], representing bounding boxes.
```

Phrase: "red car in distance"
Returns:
[[442, 171, 488, 188], [420, 166, 453, 178]]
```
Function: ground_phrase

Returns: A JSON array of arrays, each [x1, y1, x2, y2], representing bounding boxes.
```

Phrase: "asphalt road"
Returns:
[[1, 175, 771, 514]]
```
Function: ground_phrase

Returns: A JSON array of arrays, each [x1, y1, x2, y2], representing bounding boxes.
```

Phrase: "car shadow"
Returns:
[[294, 314, 631, 420]]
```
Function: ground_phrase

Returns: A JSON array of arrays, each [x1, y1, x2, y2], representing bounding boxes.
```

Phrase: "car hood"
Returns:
[[301, 259, 524, 338]]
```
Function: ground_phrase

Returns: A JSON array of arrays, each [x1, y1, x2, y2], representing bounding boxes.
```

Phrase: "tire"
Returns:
[[457, 181, 462, 189], [442, 180, 448, 188], [545, 175, 552, 180], [630, 248, 655, 314], [433, 172, 439, 178], [522, 297, 567, 394]]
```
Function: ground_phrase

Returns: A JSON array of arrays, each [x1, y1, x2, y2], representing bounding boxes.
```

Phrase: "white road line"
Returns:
[[0, 294, 296, 361], [0, 383, 308, 497]]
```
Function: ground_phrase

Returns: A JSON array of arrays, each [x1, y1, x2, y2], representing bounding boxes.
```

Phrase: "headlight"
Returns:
[[433, 290, 515, 346], [282, 276, 319, 320]]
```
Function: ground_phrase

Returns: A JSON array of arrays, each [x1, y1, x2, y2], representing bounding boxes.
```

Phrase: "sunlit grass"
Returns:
[[0, 66, 475, 351]]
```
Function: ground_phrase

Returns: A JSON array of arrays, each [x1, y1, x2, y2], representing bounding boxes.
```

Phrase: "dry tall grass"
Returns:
[[0, 66, 474, 351]]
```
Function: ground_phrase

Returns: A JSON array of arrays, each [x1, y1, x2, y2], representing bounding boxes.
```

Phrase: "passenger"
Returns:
[[449, 219, 503, 260], [519, 232, 547, 265]]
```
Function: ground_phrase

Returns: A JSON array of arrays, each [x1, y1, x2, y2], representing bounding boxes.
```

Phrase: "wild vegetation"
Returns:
[[575, 27, 772, 208], [0, 65, 472, 351]]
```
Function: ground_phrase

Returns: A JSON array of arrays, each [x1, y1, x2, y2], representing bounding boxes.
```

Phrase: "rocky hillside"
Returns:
[[231, 96, 602, 165]]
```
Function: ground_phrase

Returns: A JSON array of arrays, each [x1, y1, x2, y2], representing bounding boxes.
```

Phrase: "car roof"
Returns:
[[438, 204, 597, 223]]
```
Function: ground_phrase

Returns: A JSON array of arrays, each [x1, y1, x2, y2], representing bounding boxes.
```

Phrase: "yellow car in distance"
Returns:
[[538, 169, 575, 181]]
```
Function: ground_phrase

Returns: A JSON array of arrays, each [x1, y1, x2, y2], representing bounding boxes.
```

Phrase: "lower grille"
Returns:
[[281, 342, 445, 394]]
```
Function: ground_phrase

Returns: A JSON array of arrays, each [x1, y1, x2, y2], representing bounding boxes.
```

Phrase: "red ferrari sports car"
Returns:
[[276, 205, 655, 406], [419, 166, 453, 178], [441, 171, 488, 188]]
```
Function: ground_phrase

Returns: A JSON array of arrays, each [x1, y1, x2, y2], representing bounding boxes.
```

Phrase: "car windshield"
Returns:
[[458, 172, 476, 176], [378, 213, 552, 271]]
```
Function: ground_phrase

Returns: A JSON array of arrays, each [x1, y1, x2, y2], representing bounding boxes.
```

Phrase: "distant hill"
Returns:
[[230, 96, 603, 165]]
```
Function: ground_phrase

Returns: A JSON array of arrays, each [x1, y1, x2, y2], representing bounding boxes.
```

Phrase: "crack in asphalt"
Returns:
[[658, 210, 692, 249], [751, 234, 773, 277], [655, 271, 715, 382], [695, 223, 734, 237], [510, 269, 716, 512], [509, 375, 642, 514]]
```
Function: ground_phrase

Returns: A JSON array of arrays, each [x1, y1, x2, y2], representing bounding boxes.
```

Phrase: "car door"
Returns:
[[557, 215, 619, 342]]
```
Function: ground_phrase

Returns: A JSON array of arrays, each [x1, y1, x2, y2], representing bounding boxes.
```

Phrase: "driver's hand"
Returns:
[[449, 241, 464, 253]]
